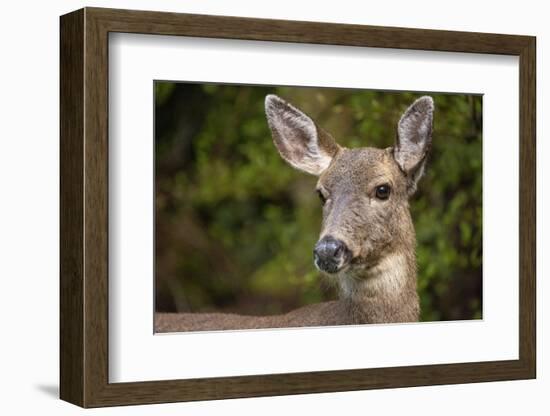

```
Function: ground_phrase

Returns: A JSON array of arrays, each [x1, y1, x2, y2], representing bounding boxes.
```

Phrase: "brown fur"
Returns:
[[156, 95, 433, 332]]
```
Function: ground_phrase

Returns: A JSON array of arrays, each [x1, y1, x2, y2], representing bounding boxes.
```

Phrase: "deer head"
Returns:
[[265, 94, 433, 277]]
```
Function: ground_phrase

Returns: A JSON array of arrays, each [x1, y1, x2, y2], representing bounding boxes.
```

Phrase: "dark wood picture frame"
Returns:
[[60, 7, 536, 408]]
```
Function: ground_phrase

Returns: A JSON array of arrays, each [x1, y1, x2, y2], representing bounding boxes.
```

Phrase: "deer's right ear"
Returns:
[[394, 96, 434, 194], [265, 94, 340, 176]]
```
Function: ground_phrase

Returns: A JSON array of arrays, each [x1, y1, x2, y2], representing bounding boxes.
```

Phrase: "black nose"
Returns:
[[313, 236, 351, 274]]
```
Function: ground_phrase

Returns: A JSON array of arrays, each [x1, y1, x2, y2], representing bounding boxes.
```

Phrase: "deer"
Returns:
[[155, 94, 434, 332]]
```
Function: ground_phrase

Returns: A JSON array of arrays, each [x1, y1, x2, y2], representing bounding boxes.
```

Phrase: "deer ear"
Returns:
[[265, 94, 340, 175], [394, 96, 434, 194]]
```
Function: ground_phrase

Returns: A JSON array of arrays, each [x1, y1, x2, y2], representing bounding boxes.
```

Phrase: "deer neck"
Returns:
[[337, 247, 419, 324]]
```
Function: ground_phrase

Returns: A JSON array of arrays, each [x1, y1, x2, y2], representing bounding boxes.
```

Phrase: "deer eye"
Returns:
[[375, 184, 391, 200], [317, 189, 327, 205]]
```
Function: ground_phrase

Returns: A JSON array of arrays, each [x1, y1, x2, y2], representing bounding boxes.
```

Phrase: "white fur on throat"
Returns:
[[337, 253, 409, 299]]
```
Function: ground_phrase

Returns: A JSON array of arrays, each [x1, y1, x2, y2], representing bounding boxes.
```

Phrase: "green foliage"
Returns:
[[155, 82, 482, 321]]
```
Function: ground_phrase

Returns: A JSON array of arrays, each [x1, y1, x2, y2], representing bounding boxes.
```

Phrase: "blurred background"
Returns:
[[155, 82, 482, 322]]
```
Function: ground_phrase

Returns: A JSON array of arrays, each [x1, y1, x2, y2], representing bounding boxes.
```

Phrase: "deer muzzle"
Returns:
[[313, 236, 352, 274]]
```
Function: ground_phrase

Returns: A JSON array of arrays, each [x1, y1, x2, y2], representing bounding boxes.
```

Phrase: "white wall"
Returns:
[[0, 0, 545, 414]]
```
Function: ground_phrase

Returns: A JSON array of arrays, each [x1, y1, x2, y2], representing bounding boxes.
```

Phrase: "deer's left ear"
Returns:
[[265, 94, 340, 176], [394, 96, 434, 194]]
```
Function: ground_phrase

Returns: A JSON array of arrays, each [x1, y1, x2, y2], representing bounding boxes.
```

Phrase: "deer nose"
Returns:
[[313, 236, 351, 274]]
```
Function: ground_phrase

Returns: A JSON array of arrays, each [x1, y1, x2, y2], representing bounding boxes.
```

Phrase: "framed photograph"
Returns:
[[60, 7, 536, 408]]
